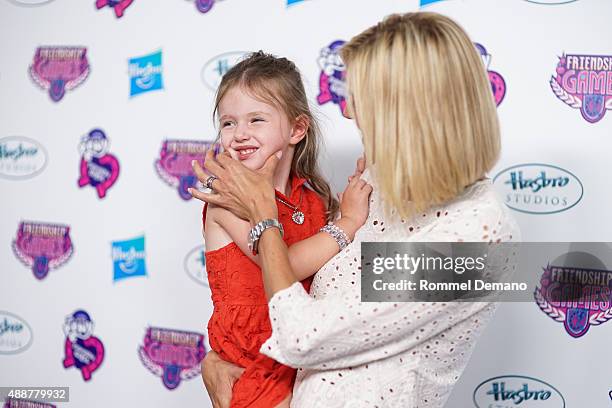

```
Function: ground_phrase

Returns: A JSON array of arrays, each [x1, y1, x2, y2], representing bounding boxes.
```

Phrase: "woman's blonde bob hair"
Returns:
[[341, 12, 500, 218]]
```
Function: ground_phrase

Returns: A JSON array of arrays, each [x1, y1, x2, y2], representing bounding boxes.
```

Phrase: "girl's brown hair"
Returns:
[[213, 51, 339, 221]]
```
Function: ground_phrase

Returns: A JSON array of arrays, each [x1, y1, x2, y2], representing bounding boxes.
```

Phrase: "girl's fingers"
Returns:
[[356, 156, 366, 172]]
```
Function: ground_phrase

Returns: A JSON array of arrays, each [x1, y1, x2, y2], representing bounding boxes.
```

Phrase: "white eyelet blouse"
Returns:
[[260, 169, 521, 408]]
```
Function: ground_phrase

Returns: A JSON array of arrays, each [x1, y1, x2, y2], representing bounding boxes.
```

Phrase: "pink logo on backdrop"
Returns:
[[535, 264, 612, 338], [138, 327, 206, 390], [62, 310, 105, 381], [95, 0, 134, 18], [12, 222, 73, 280], [155, 140, 218, 200], [29, 47, 90, 102], [77, 129, 120, 199], [550, 54, 612, 123], [317, 40, 347, 116], [475, 43, 506, 106]]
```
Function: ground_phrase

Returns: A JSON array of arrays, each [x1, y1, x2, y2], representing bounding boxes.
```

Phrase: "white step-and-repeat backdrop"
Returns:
[[1, 0, 611, 407]]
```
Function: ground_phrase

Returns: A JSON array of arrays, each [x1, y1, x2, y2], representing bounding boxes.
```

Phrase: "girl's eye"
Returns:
[[251, 117, 264, 123], [222, 121, 234, 128]]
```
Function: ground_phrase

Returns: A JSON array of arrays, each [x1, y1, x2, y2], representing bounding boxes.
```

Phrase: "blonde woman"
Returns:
[[191, 12, 520, 408]]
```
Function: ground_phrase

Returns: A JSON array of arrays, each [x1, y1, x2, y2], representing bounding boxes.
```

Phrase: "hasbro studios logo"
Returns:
[[474, 375, 565, 407], [201, 51, 248, 91], [493, 163, 583, 215], [128, 50, 163, 97], [111, 236, 147, 282], [0, 311, 33, 354], [0, 136, 47, 180], [184, 244, 208, 287]]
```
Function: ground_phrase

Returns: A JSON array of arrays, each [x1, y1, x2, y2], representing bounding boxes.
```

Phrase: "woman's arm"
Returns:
[[258, 203, 519, 370], [212, 177, 372, 281], [201, 351, 244, 408], [212, 175, 370, 282]]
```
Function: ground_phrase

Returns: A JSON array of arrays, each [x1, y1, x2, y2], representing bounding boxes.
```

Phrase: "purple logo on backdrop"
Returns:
[[95, 0, 133, 18], [190, 0, 226, 13], [29, 47, 89, 102], [475, 43, 506, 106], [317, 40, 347, 116], [96, 0, 133, 18], [3, 400, 56, 408], [77, 129, 120, 199], [62, 310, 105, 381], [155, 140, 217, 200], [12, 222, 73, 280], [138, 327, 206, 390], [550, 54, 612, 123], [535, 261, 612, 338]]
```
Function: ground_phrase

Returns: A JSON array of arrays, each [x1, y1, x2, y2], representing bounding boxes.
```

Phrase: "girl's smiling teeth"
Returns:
[[234, 146, 259, 160]]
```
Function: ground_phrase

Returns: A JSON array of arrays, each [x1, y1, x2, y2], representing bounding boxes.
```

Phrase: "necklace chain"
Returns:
[[276, 186, 305, 225]]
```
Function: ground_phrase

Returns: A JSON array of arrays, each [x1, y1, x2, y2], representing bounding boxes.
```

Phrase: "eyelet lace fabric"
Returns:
[[261, 169, 521, 407]]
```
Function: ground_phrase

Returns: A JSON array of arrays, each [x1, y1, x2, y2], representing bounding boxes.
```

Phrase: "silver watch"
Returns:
[[248, 219, 284, 255]]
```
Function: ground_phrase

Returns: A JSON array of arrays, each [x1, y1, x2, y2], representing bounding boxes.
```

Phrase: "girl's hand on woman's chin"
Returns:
[[337, 156, 372, 239]]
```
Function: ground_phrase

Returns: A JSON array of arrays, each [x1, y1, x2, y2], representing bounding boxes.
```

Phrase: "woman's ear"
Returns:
[[289, 114, 309, 146]]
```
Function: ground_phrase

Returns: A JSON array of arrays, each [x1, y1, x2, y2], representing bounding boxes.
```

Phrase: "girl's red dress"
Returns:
[[203, 175, 327, 407]]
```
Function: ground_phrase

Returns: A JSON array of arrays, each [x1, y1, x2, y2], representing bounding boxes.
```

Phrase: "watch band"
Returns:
[[248, 219, 284, 255]]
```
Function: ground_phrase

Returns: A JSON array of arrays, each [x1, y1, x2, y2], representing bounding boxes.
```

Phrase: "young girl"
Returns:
[[201, 52, 371, 408]]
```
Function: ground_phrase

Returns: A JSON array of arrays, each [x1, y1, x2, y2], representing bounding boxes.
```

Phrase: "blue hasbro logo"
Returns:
[[287, 0, 307, 5], [128, 50, 163, 97], [111, 236, 147, 282], [420, 0, 445, 5]]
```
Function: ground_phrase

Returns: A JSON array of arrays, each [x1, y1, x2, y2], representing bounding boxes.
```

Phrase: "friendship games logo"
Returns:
[[62, 310, 105, 381], [128, 50, 163, 97], [12, 222, 73, 280], [95, 0, 133, 18], [473, 375, 565, 407], [0, 137, 47, 180], [493, 164, 583, 215], [184, 244, 208, 287], [3, 400, 56, 408], [317, 40, 347, 116], [535, 251, 612, 338], [111, 235, 147, 282], [138, 327, 206, 390], [201, 51, 248, 91], [0, 311, 33, 355], [550, 54, 612, 123], [155, 140, 217, 200], [77, 129, 120, 199], [475, 43, 506, 106], [29, 47, 90, 102]]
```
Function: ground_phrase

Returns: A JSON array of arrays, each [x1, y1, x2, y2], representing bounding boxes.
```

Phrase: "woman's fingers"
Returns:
[[259, 153, 280, 180], [188, 188, 224, 206]]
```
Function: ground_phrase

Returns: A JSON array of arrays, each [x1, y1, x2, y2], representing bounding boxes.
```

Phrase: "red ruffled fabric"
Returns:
[[203, 175, 327, 408]]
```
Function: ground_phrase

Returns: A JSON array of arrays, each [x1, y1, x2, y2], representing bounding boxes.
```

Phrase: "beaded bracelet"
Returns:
[[320, 222, 351, 251]]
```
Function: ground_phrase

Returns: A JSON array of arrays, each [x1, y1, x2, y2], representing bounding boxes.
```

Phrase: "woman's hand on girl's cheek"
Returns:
[[201, 350, 245, 408]]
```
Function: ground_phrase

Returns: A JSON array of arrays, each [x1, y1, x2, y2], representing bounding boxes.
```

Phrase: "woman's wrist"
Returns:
[[249, 199, 279, 226]]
